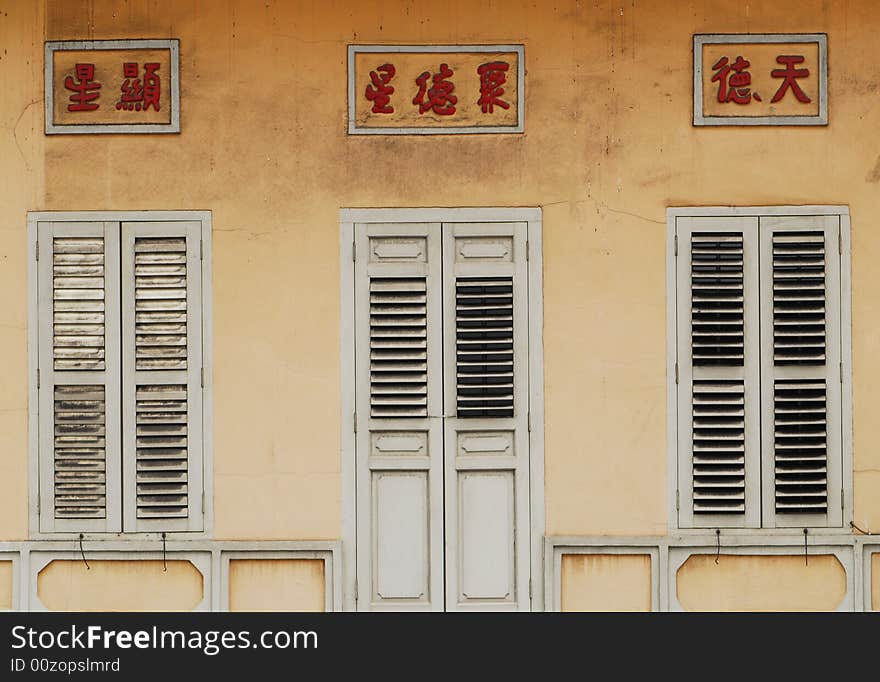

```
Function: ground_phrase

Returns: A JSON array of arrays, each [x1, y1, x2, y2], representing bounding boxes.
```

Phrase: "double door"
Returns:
[[354, 221, 531, 611]]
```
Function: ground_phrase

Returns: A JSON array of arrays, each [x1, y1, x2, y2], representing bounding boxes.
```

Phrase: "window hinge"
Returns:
[[841, 488, 845, 511], [36, 498, 40, 515], [36, 368, 40, 389], [199, 238, 204, 261], [353, 411, 357, 433], [674, 234, 678, 257], [676, 489, 680, 511], [527, 410, 531, 432], [526, 240, 530, 261], [354, 579, 359, 602], [201, 492, 205, 514], [529, 578, 533, 599], [200, 367, 205, 388], [35, 240, 39, 261], [674, 362, 679, 385], [352, 238, 356, 262], [838, 232, 843, 255], [840, 361, 844, 384]]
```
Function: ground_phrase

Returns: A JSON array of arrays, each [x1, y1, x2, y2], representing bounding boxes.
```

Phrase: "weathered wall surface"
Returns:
[[561, 553, 652, 611], [228, 559, 325, 611], [1, 0, 880, 550]]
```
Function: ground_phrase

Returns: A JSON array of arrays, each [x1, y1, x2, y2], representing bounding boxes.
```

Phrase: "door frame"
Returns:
[[339, 207, 545, 611]]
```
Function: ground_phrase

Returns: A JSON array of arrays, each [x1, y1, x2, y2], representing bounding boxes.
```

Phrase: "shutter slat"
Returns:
[[53, 385, 107, 519], [135, 383, 189, 520], [692, 378, 747, 514], [370, 277, 428, 417], [772, 233, 826, 366], [134, 237, 188, 371], [690, 233, 744, 366], [52, 237, 106, 371], [456, 277, 514, 418], [773, 378, 828, 515]]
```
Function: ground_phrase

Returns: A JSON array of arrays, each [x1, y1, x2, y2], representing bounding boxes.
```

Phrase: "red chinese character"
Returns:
[[711, 56, 761, 104], [143, 63, 161, 111], [477, 61, 510, 113], [413, 63, 457, 115], [365, 63, 396, 114], [64, 63, 101, 112], [116, 62, 144, 110], [770, 55, 811, 103], [115, 62, 161, 111]]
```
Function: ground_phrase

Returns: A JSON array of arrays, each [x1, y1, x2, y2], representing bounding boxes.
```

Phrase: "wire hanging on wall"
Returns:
[[803, 528, 809, 566], [78, 533, 90, 571]]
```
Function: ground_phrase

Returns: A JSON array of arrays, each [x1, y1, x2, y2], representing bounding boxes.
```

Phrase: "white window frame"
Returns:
[[27, 211, 214, 540], [339, 207, 545, 611], [666, 205, 853, 534]]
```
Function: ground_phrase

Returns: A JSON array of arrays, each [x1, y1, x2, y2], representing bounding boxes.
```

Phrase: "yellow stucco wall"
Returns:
[[0, 561, 13, 609], [677, 554, 846, 611], [37, 559, 204, 611], [228, 559, 325, 612], [2, 0, 880, 542], [0, 0, 44, 541], [560, 554, 651, 611]]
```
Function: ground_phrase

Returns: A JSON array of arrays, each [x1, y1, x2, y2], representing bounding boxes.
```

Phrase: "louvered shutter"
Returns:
[[37, 221, 122, 532], [442, 222, 530, 611], [676, 217, 761, 528], [354, 223, 444, 610], [759, 215, 842, 528], [121, 222, 204, 532]]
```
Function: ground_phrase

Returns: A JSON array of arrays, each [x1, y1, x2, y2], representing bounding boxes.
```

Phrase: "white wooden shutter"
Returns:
[[37, 221, 122, 532], [354, 223, 444, 611], [759, 215, 842, 528], [121, 222, 203, 532], [676, 217, 761, 528], [442, 222, 530, 611]]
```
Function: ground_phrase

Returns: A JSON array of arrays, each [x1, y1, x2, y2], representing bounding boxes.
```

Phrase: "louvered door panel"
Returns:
[[122, 222, 203, 532], [442, 222, 530, 611], [676, 217, 761, 528], [355, 223, 443, 611], [760, 216, 842, 528], [37, 222, 122, 532]]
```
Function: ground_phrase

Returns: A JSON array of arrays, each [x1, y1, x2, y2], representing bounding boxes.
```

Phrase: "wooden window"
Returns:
[[671, 209, 849, 530], [33, 216, 208, 534]]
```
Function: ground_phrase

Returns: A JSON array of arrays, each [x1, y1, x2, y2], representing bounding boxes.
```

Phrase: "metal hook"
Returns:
[[79, 533, 90, 571], [715, 529, 720, 565], [851, 521, 872, 535], [162, 532, 167, 572], [803, 528, 809, 566]]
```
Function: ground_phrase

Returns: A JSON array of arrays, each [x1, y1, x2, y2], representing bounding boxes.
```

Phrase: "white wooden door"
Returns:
[[354, 220, 532, 612], [354, 223, 445, 611], [442, 222, 531, 611]]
